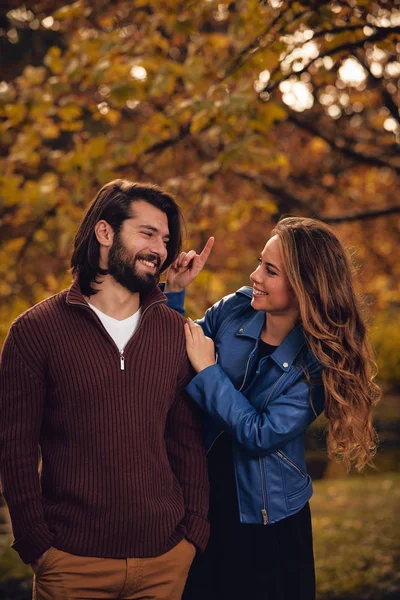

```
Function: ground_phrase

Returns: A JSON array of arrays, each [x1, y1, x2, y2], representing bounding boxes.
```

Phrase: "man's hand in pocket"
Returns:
[[31, 549, 50, 574]]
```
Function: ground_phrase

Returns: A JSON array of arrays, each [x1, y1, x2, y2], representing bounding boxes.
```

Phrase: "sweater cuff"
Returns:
[[12, 521, 55, 564], [183, 512, 210, 553]]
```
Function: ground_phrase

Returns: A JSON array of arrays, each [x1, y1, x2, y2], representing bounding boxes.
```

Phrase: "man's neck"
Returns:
[[86, 276, 140, 320]]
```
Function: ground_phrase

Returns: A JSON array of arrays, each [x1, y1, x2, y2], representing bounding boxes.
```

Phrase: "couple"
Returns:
[[0, 179, 379, 600]]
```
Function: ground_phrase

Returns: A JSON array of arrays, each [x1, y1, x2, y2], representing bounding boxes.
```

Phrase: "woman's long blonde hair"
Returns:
[[272, 217, 380, 471]]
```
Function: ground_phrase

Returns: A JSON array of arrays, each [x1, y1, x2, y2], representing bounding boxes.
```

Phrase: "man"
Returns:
[[0, 179, 210, 599]]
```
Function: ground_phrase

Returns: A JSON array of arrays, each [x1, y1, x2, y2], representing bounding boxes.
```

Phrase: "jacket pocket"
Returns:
[[275, 450, 311, 510], [275, 450, 307, 478]]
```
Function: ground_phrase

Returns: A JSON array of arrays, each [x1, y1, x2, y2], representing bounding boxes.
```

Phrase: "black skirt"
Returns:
[[183, 434, 315, 600]]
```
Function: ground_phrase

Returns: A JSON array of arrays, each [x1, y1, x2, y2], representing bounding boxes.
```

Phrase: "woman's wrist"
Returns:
[[164, 282, 185, 293], [194, 360, 216, 373]]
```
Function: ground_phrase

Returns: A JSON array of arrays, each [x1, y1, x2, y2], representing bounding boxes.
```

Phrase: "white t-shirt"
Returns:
[[88, 303, 141, 352]]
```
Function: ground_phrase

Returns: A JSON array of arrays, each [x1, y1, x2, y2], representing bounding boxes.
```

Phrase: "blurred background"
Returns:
[[0, 1, 399, 598]]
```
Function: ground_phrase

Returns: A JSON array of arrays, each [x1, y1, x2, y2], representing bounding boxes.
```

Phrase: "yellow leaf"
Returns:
[[0, 174, 24, 206], [208, 34, 230, 50], [98, 15, 115, 29], [5, 103, 27, 125], [39, 173, 59, 195], [190, 110, 210, 134], [60, 120, 84, 132], [34, 229, 49, 243], [104, 109, 121, 126], [86, 137, 107, 159], [53, 1, 83, 20], [44, 47, 64, 75], [58, 104, 82, 122], [23, 66, 47, 86], [309, 137, 329, 154], [42, 122, 60, 139]]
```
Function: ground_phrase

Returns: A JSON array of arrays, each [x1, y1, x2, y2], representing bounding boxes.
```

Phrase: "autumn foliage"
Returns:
[[0, 0, 399, 382]]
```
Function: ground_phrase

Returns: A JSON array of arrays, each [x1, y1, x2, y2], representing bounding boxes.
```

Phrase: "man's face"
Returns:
[[107, 201, 170, 294]]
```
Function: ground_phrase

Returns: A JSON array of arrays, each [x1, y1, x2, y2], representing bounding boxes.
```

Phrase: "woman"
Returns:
[[165, 217, 380, 600]]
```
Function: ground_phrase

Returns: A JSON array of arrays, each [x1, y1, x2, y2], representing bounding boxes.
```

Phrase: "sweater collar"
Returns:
[[66, 277, 167, 311]]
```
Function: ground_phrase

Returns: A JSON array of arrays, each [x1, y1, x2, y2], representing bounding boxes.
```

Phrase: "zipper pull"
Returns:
[[261, 508, 268, 525], [120, 351, 125, 371]]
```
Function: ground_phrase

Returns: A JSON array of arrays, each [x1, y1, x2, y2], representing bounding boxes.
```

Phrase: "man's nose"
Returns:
[[149, 237, 167, 259]]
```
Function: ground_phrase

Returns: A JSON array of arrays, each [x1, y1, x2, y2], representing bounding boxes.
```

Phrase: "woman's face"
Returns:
[[249, 235, 299, 316]]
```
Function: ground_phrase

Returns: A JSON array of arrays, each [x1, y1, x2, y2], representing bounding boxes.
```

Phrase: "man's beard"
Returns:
[[107, 233, 162, 294]]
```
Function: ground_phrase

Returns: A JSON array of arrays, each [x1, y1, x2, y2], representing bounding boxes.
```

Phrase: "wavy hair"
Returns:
[[272, 217, 380, 471]]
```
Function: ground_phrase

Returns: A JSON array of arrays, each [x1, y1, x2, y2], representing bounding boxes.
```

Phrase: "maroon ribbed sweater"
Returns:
[[0, 280, 209, 564]]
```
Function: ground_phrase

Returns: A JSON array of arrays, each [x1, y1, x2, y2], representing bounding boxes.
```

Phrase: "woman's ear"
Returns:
[[94, 220, 114, 248]]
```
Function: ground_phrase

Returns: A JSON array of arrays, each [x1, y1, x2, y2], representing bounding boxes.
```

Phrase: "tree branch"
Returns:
[[142, 123, 191, 156], [230, 168, 317, 215], [316, 205, 400, 223], [16, 202, 61, 267], [221, 1, 299, 80], [287, 112, 400, 174], [354, 49, 400, 127], [230, 169, 400, 223], [263, 26, 400, 93]]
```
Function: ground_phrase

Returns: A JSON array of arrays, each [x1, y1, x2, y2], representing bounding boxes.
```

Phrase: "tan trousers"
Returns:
[[33, 538, 196, 600]]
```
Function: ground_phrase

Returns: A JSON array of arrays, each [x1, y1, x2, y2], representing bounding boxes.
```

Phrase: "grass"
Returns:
[[1, 473, 399, 599], [312, 473, 400, 599]]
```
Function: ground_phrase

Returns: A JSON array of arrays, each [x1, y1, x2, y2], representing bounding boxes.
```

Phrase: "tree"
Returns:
[[1, 0, 399, 379]]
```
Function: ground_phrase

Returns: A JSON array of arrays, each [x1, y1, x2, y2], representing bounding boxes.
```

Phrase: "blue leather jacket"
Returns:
[[165, 286, 325, 525]]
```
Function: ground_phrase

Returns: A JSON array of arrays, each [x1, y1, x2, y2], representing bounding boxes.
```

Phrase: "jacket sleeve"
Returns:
[[161, 286, 185, 316], [164, 358, 210, 552], [0, 326, 55, 564], [186, 364, 324, 457], [164, 289, 229, 338]]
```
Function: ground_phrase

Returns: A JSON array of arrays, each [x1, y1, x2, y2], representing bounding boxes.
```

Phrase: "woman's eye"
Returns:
[[267, 268, 277, 276]]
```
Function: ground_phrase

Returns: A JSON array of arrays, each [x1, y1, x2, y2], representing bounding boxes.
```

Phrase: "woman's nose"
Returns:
[[249, 267, 260, 284]]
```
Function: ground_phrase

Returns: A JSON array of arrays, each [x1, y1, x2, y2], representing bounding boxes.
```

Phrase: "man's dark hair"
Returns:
[[71, 179, 183, 296]]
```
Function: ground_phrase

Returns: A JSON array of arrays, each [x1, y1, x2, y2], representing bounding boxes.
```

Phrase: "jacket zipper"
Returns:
[[259, 458, 268, 525], [257, 371, 286, 525], [206, 430, 224, 455], [206, 353, 253, 459], [276, 450, 306, 477], [238, 353, 270, 525], [238, 354, 252, 392]]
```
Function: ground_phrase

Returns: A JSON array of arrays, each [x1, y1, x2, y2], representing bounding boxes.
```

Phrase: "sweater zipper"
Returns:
[[68, 297, 164, 371], [118, 299, 164, 371]]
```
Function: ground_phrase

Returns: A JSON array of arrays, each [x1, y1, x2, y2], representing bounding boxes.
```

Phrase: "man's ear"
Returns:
[[94, 220, 114, 247]]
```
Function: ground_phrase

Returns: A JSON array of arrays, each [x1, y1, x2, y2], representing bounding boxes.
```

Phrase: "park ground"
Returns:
[[0, 472, 399, 600]]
